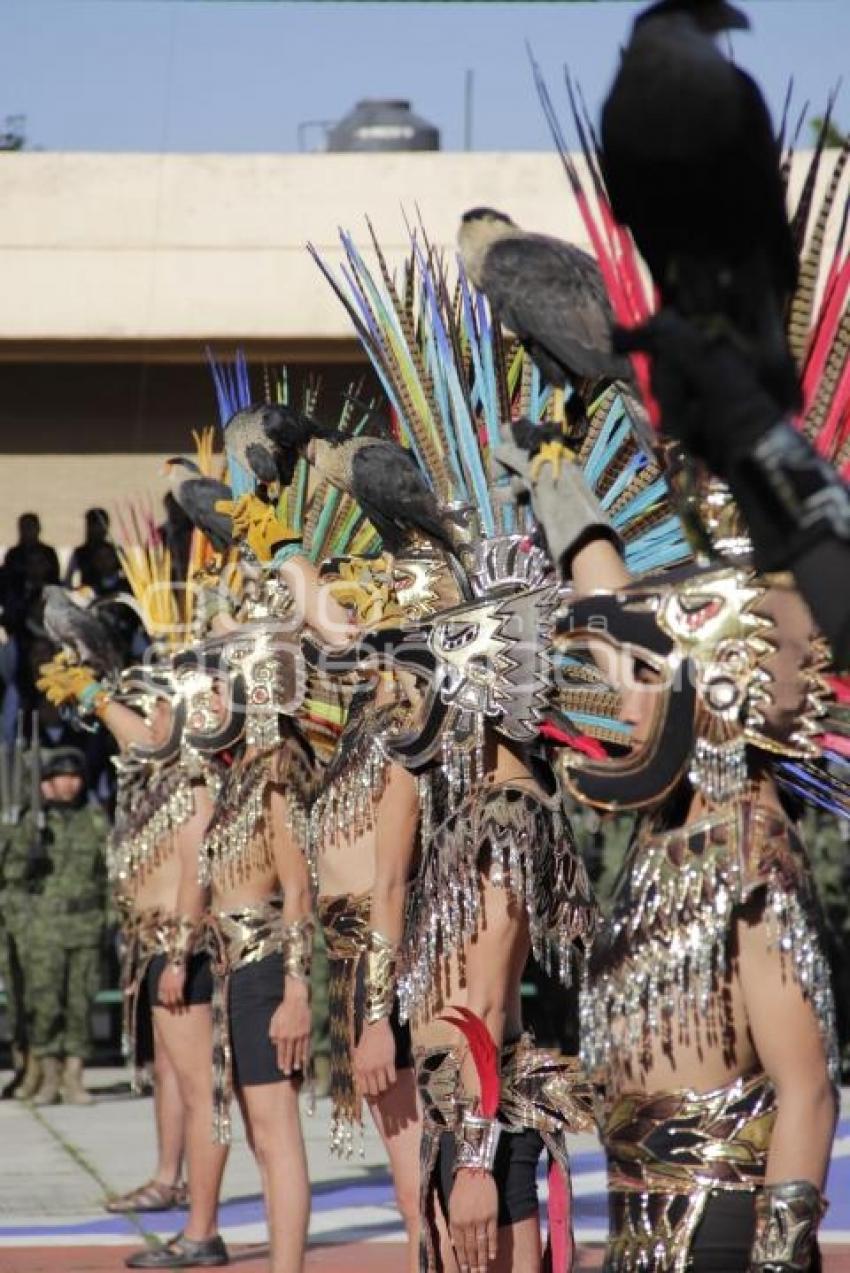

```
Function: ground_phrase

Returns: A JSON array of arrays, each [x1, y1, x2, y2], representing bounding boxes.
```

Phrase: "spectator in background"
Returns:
[[1, 518, 61, 741], [65, 509, 125, 597], [3, 514, 60, 594]]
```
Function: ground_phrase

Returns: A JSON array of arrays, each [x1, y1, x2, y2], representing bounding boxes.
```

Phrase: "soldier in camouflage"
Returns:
[[19, 747, 108, 1105], [0, 794, 34, 1098]]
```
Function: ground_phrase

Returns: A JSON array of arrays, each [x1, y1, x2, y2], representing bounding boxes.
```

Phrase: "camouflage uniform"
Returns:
[[0, 821, 32, 1054], [19, 802, 108, 1060]]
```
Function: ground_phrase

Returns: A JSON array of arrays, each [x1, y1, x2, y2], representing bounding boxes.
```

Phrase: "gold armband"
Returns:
[[282, 917, 314, 983], [453, 1110, 502, 1175], [362, 929, 397, 1024], [162, 915, 197, 967]]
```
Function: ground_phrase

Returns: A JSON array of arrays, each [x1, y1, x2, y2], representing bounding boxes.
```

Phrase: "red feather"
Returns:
[[820, 733, 850, 758], [538, 721, 607, 760], [826, 674, 850, 702], [439, 1007, 500, 1118], [545, 1157, 574, 1273]]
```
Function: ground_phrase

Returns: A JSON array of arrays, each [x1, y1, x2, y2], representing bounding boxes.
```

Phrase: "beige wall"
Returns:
[[0, 151, 587, 342], [0, 148, 843, 553]]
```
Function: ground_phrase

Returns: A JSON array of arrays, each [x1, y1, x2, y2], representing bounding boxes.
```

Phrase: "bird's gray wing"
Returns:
[[43, 586, 122, 676], [244, 442, 279, 485], [351, 441, 436, 502], [351, 441, 455, 551], [176, 477, 234, 550], [482, 235, 630, 382]]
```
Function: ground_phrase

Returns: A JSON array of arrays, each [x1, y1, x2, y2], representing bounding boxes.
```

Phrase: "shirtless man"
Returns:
[[496, 440, 838, 1271], [38, 661, 229, 1270]]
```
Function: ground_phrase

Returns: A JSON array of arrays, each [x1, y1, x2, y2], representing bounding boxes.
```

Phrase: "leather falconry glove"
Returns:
[[214, 493, 301, 564], [37, 654, 110, 715], [493, 425, 621, 577]]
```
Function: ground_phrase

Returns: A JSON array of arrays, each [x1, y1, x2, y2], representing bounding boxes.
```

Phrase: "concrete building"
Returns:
[[0, 148, 832, 554]]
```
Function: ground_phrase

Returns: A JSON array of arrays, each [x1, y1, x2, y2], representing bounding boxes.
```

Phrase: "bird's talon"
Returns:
[[530, 440, 575, 483]]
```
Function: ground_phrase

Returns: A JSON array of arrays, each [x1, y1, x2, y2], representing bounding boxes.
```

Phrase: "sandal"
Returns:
[[105, 1179, 185, 1213]]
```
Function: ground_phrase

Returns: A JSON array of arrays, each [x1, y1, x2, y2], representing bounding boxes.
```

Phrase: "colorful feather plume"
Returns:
[[534, 61, 850, 482], [439, 1006, 500, 1118], [113, 502, 192, 651], [205, 350, 381, 563], [534, 67, 850, 808], [530, 54, 657, 419], [311, 222, 690, 576]]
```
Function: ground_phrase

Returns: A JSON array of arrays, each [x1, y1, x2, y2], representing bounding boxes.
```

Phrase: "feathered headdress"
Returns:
[[310, 220, 690, 579], [535, 65, 850, 816]]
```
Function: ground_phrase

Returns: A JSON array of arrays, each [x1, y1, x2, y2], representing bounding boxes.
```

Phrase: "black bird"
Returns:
[[42, 586, 122, 677], [164, 458, 234, 553], [286, 421, 462, 559], [457, 207, 631, 390], [600, 0, 799, 402], [259, 404, 336, 488], [223, 404, 331, 489]]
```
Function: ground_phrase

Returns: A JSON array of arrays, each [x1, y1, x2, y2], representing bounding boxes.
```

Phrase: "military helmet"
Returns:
[[41, 746, 87, 780]]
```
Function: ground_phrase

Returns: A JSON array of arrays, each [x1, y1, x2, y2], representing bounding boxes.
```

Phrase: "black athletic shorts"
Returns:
[[147, 952, 214, 1007], [229, 950, 302, 1089], [436, 1125, 544, 1228]]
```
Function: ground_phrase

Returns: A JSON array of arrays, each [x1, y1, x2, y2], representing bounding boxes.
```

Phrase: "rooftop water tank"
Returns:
[[326, 99, 440, 153]]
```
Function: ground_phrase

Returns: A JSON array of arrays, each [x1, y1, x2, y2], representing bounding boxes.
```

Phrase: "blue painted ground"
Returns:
[[2, 1118, 847, 1245]]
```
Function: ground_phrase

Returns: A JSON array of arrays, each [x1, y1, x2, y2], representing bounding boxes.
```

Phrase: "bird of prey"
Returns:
[[258, 404, 336, 488], [223, 406, 280, 486], [600, 0, 799, 403], [222, 404, 328, 489], [164, 458, 234, 552], [457, 208, 632, 391], [42, 586, 122, 677], [305, 431, 462, 559]]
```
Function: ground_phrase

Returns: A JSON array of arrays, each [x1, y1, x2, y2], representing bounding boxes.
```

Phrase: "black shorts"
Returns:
[[147, 952, 214, 1007], [437, 1125, 544, 1229], [229, 951, 301, 1089], [353, 961, 413, 1070]]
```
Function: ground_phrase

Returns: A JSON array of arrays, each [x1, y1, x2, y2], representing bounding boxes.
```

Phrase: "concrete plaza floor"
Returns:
[[1, 1068, 848, 1272]]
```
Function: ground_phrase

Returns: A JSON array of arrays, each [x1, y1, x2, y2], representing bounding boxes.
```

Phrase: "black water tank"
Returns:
[[326, 99, 440, 153]]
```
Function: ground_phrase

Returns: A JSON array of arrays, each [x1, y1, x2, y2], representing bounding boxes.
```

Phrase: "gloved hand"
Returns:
[[614, 311, 786, 479], [493, 432, 620, 575], [214, 493, 301, 563], [36, 654, 108, 712], [192, 575, 233, 634]]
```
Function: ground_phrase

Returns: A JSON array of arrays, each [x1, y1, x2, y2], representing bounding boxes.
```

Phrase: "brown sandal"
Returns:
[[105, 1179, 185, 1213]]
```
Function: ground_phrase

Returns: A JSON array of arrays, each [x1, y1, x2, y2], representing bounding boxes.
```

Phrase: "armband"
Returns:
[[453, 1110, 502, 1175], [162, 914, 197, 967], [362, 929, 397, 1024], [750, 1180, 828, 1271], [282, 916, 314, 983]]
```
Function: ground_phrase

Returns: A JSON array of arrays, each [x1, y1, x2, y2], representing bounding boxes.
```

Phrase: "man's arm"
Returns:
[[353, 762, 419, 1099], [737, 896, 836, 1270], [156, 784, 214, 1010], [268, 782, 313, 1077], [448, 879, 530, 1273]]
